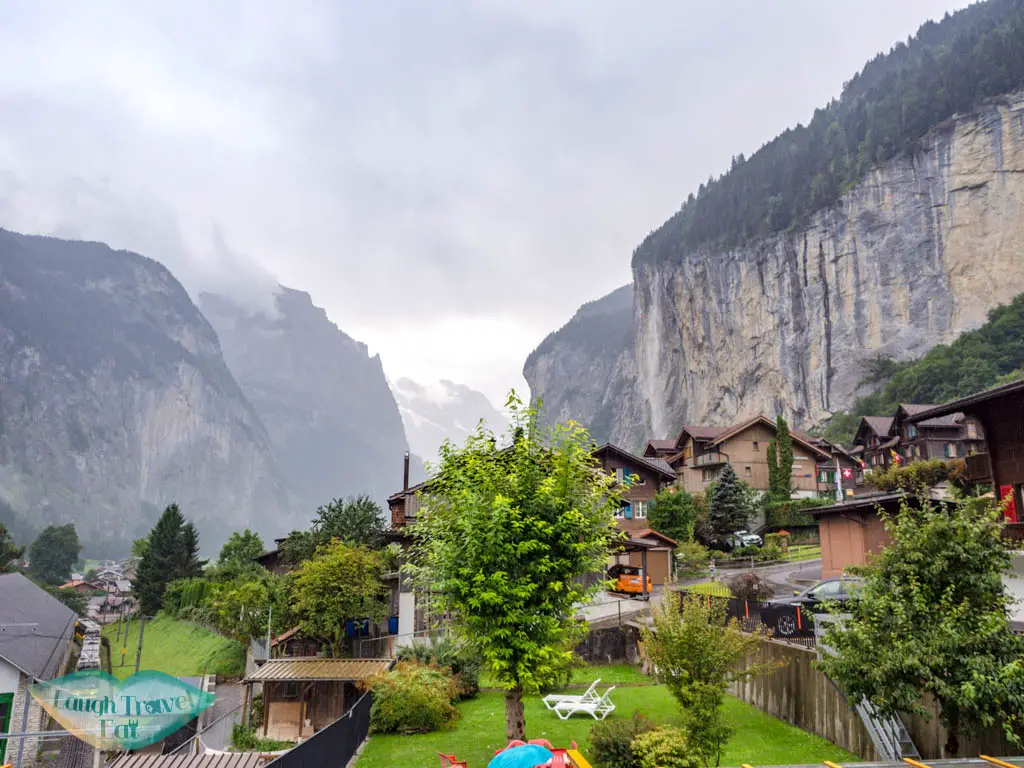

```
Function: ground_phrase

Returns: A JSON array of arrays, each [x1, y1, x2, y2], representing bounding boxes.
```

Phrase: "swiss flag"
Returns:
[[841, 468, 853, 480]]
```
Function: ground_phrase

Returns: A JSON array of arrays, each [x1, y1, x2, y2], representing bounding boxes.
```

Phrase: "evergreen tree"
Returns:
[[132, 504, 204, 615], [28, 524, 80, 585], [767, 416, 794, 501], [0, 522, 24, 573], [707, 465, 751, 546]]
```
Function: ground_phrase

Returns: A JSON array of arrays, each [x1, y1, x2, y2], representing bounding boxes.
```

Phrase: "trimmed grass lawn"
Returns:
[[102, 614, 245, 680], [786, 545, 822, 562], [686, 580, 731, 596], [480, 664, 650, 689], [356, 686, 857, 768]]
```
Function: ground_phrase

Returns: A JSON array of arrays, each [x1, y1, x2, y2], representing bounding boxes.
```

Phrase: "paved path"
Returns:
[[201, 681, 243, 750]]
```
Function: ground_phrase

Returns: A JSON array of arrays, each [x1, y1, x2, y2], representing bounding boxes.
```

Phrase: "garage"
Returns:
[[625, 529, 678, 585]]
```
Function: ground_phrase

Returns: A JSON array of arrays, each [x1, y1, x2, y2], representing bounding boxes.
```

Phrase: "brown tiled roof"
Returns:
[[683, 425, 729, 440], [110, 752, 273, 768], [593, 443, 678, 480], [646, 439, 676, 451], [917, 413, 964, 428], [898, 403, 941, 416], [861, 416, 894, 436], [630, 528, 679, 547], [244, 658, 391, 682]]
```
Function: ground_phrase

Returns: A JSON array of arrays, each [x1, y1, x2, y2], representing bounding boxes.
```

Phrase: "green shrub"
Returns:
[[162, 577, 215, 616], [764, 531, 790, 551], [365, 661, 459, 734], [868, 458, 967, 493], [631, 728, 699, 768], [590, 710, 658, 768], [230, 724, 294, 752], [755, 543, 783, 562], [674, 541, 712, 576], [395, 637, 481, 699]]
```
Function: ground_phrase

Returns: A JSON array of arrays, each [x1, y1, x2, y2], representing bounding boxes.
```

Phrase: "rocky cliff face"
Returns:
[[0, 230, 291, 555], [523, 285, 646, 445], [391, 378, 509, 466], [527, 94, 1024, 449], [200, 288, 417, 518]]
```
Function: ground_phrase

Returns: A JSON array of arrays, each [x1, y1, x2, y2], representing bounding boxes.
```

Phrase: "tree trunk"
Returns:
[[504, 687, 526, 742]]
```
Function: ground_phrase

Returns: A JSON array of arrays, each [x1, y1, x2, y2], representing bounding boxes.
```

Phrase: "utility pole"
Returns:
[[121, 613, 131, 669], [134, 615, 147, 674], [265, 604, 273, 660]]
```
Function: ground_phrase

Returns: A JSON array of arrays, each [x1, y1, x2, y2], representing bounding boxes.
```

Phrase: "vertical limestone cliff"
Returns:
[[527, 94, 1024, 449], [0, 230, 291, 555]]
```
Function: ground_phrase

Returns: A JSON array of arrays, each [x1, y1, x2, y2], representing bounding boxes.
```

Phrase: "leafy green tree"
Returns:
[[641, 594, 775, 767], [314, 495, 385, 549], [42, 585, 87, 615], [408, 392, 621, 740], [706, 465, 751, 547], [648, 488, 699, 543], [28, 524, 81, 585], [219, 529, 265, 567], [819, 496, 1024, 756], [766, 416, 793, 501], [280, 529, 318, 567], [132, 535, 150, 559], [0, 522, 24, 573], [290, 540, 388, 655], [132, 504, 205, 615]]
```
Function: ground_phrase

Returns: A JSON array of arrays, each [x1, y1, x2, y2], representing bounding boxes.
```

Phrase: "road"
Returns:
[[200, 681, 243, 750]]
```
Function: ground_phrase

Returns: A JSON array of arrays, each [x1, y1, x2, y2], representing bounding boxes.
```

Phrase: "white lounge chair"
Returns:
[[542, 678, 601, 710], [552, 685, 616, 721]]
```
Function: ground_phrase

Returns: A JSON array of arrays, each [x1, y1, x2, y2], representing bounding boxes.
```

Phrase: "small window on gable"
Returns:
[[744, 466, 752, 477], [753, 441, 759, 451]]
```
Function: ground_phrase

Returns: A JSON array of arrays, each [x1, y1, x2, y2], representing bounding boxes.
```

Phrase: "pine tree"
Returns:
[[28, 524, 80, 585], [0, 522, 24, 573], [708, 464, 751, 546], [132, 504, 204, 614]]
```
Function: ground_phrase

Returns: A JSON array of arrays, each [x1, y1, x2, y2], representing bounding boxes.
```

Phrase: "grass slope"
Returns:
[[356, 687, 857, 768], [102, 614, 244, 680]]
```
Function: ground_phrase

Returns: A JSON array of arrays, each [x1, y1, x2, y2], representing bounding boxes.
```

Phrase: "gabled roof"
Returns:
[[910, 378, 1024, 421], [0, 573, 78, 679], [917, 413, 965, 428], [629, 528, 679, 547], [897, 403, 941, 417], [859, 416, 894, 438], [709, 415, 832, 460], [644, 439, 676, 455], [673, 425, 729, 448], [593, 443, 678, 481]]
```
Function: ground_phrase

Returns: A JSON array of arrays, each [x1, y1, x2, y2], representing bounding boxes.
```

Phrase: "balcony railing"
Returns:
[[964, 453, 991, 481], [691, 451, 728, 468]]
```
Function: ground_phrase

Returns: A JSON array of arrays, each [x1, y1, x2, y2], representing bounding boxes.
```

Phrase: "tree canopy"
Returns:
[[633, 0, 1024, 269], [219, 529, 265, 567], [28, 524, 80, 585], [408, 393, 621, 740], [281, 495, 386, 566], [132, 504, 205, 615], [648, 487, 699, 543], [0, 522, 24, 573], [819, 496, 1024, 756]]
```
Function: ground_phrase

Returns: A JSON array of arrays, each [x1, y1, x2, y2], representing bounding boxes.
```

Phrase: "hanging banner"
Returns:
[[30, 670, 215, 750]]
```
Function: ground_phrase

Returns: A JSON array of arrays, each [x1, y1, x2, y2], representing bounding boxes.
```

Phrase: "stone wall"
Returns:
[[575, 624, 641, 665]]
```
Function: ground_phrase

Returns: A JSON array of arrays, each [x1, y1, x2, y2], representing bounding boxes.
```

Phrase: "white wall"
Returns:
[[0, 657, 20, 695]]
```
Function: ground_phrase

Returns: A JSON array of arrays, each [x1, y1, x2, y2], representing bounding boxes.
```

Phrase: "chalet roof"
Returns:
[[645, 439, 676, 452], [629, 528, 679, 547], [861, 416, 894, 437], [709, 415, 832, 460], [681, 425, 728, 441], [917, 413, 965, 428], [110, 751, 273, 768], [0, 573, 78, 679], [593, 443, 677, 481], [898, 403, 941, 416], [909, 378, 1024, 421], [244, 658, 391, 682]]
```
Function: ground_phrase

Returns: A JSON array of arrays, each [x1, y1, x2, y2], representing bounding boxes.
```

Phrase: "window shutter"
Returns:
[[624, 504, 633, 519]]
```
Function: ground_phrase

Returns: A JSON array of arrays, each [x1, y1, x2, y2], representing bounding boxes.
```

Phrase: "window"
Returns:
[[906, 424, 918, 439], [744, 465, 752, 477], [752, 441, 759, 451], [957, 442, 965, 457], [809, 580, 843, 599], [614, 506, 625, 519], [283, 682, 299, 699], [945, 442, 956, 458], [702, 468, 718, 482], [634, 501, 648, 519], [967, 422, 978, 439]]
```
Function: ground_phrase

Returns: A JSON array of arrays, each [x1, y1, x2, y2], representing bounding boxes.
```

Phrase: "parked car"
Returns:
[[772, 576, 864, 613], [607, 563, 652, 598], [725, 530, 763, 550]]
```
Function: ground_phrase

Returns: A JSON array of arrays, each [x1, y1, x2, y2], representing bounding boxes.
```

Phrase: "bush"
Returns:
[[727, 572, 776, 600], [755, 543, 783, 562], [230, 724, 294, 752], [764, 531, 790, 552], [674, 541, 712, 576], [590, 710, 658, 768], [364, 661, 459, 734], [395, 637, 482, 699], [631, 728, 699, 768], [868, 458, 968, 493]]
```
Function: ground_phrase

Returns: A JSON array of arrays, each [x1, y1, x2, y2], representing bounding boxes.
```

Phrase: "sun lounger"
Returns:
[[541, 678, 601, 710], [552, 685, 616, 721]]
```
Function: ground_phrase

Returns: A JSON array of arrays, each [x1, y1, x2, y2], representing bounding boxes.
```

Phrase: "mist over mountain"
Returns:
[[0, 229, 292, 555], [201, 288, 422, 517], [391, 377, 510, 466]]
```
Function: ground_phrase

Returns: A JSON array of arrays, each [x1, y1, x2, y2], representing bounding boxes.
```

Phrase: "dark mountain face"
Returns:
[[200, 287, 417, 519], [0, 229, 291, 556]]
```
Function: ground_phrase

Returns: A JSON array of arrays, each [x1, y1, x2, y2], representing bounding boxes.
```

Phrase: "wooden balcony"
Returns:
[[964, 453, 991, 482], [691, 451, 729, 468]]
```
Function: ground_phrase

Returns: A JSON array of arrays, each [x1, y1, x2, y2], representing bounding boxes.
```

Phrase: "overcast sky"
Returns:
[[0, 1, 970, 406]]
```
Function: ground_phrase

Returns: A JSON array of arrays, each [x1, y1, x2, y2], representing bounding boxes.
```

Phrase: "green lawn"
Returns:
[[356, 687, 857, 768], [686, 580, 731, 596], [480, 664, 650, 689], [785, 545, 822, 562], [102, 614, 245, 680]]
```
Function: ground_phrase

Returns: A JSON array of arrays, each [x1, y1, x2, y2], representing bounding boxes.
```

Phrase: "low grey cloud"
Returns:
[[0, 0, 968, 403]]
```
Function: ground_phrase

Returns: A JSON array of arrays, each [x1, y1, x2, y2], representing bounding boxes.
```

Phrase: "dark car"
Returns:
[[773, 576, 864, 613]]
